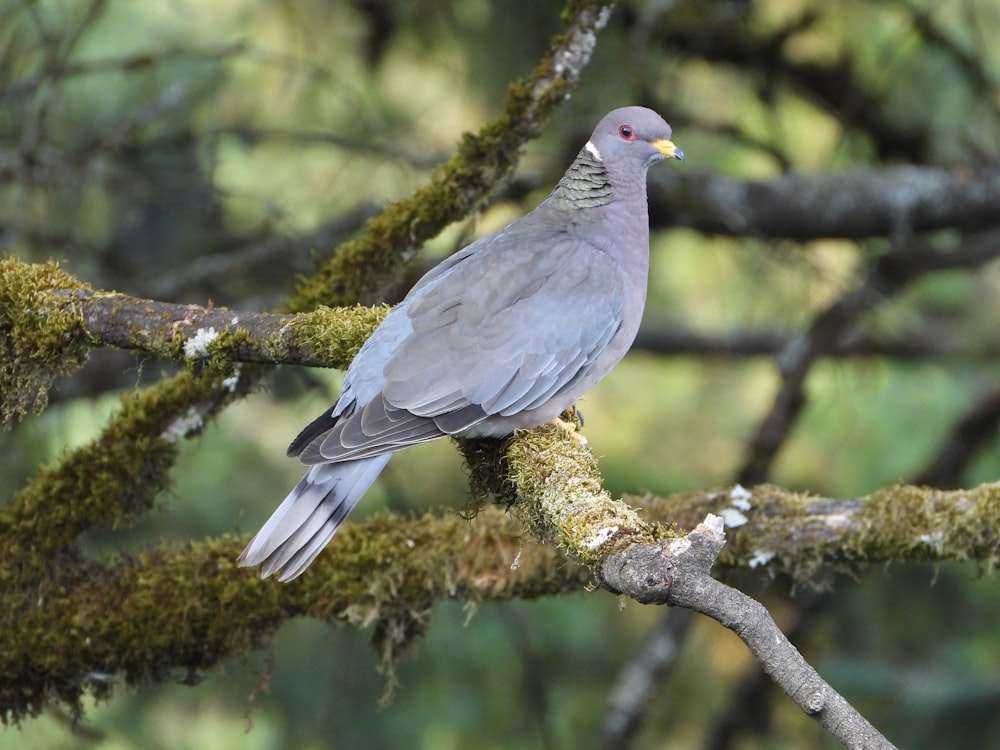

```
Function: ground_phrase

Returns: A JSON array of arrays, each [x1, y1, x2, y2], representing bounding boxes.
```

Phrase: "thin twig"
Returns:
[[911, 389, 1000, 489], [602, 518, 899, 750]]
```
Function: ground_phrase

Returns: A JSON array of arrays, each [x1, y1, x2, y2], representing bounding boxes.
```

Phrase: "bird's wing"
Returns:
[[295, 225, 625, 464], [384, 229, 624, 416]]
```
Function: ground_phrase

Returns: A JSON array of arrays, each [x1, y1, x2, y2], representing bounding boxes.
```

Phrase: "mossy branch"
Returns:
[[1, 258, 92, 425], [490, 427, 1000, 583], [0, 508, 585, 724], [643, 482, 1000, 581], [0, 370, 241, 578], [3, 430, 997, 727], [0, 257, 388, 404]]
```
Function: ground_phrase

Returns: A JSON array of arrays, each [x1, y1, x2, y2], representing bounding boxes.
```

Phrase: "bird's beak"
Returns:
[[653, 139, 685, 162]]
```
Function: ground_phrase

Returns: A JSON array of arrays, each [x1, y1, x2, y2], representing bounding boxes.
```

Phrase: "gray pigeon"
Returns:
[[239, 106, 683, 581]]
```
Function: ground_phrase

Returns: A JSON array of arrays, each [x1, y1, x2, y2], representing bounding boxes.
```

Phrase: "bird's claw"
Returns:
[[550, 415, 588, 446]]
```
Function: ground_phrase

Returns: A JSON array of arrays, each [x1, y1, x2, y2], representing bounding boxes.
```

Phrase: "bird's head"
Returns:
[[586, 106, 684, 172]]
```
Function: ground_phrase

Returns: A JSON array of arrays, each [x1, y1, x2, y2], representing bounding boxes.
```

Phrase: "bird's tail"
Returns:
[[238, 455, 392, 581]]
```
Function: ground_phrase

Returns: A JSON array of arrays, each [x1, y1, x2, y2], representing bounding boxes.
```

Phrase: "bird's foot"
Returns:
[[550, 410, 588, 446]]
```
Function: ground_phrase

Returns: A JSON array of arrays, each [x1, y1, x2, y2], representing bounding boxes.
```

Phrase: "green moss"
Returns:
[[0, 258, 92, 425], [503, 424, 666, 568], [857, 483, 1000, 568], [456, 435, 517, 512], [0, 371, 225, 577], [293, 305, 389, 367], [0, 510, 586, 724]]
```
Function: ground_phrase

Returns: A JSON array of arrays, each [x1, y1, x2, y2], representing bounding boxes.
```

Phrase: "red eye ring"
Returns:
[[618, 124, 637, 141]]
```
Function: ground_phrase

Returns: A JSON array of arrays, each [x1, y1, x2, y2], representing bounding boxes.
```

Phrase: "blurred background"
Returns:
[[2, 0, 1000, 747]]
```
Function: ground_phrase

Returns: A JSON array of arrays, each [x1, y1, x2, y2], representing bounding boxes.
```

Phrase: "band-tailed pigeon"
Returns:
[[239, 106, 683, 580]]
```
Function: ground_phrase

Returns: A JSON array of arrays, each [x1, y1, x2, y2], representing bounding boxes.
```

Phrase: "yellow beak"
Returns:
[[652, 139, 685, 161]]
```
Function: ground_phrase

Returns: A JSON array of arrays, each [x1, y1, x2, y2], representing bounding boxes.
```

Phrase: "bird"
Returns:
[[238, 106, 684, 581]]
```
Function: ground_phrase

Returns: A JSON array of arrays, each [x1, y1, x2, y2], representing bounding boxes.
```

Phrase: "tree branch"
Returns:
[[601, 518, 898, 749], [651, 166, 1000, 239], [0, 508, 586, 724], [5, 415, 998, 737], [654, 13, 929, 161], [911, 388, 1000, 489], [60, 285, 387, 370], [737, 228, 1000, 485], [600, 608, 694, 750], [633, 323, 1000, 360]]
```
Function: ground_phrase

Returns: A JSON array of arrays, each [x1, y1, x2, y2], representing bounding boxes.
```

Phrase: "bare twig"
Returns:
[[632, 323, 1000, 360], [602, 518, 898, 750], [141, 204, 382, 301], [653, 16, 929, 160]]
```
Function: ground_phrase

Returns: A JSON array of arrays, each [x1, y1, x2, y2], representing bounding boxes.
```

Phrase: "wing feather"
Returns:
[[292, 224, 626, 466]]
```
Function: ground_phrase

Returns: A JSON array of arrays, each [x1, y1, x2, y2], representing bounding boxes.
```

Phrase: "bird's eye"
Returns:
[[618, 125, 636, 141]]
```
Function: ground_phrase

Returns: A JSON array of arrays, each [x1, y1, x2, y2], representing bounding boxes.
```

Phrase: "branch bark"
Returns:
[[651, 166, 1000, 239], [633, 323, 1000, 360], [602, 520, 897, 749]]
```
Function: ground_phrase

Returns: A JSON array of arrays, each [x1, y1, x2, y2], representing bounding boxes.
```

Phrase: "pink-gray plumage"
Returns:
[[239, 106, 684, 580]]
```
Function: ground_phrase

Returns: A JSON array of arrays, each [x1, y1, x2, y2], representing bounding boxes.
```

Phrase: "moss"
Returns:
[[0, 371, 225, 577], [0, 258, 92, 425], [457, 435, 517, 512], [503, 424, 666, 568], [0, 509, 587, 724], [856, 483, 1000, 568], [293, 305, 390, 367]]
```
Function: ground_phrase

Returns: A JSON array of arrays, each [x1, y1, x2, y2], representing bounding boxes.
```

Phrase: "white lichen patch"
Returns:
[[221, 364, 242, 392], [583, 525, 619, 549], [702, 513, 726, 536], [719, 507, 748, 528], [183, 326, 218, 358], [729, 484, 752, 510], [918, 531, 945, 552], [748, 550, 775, 569], [160, 405, 205, 442]]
